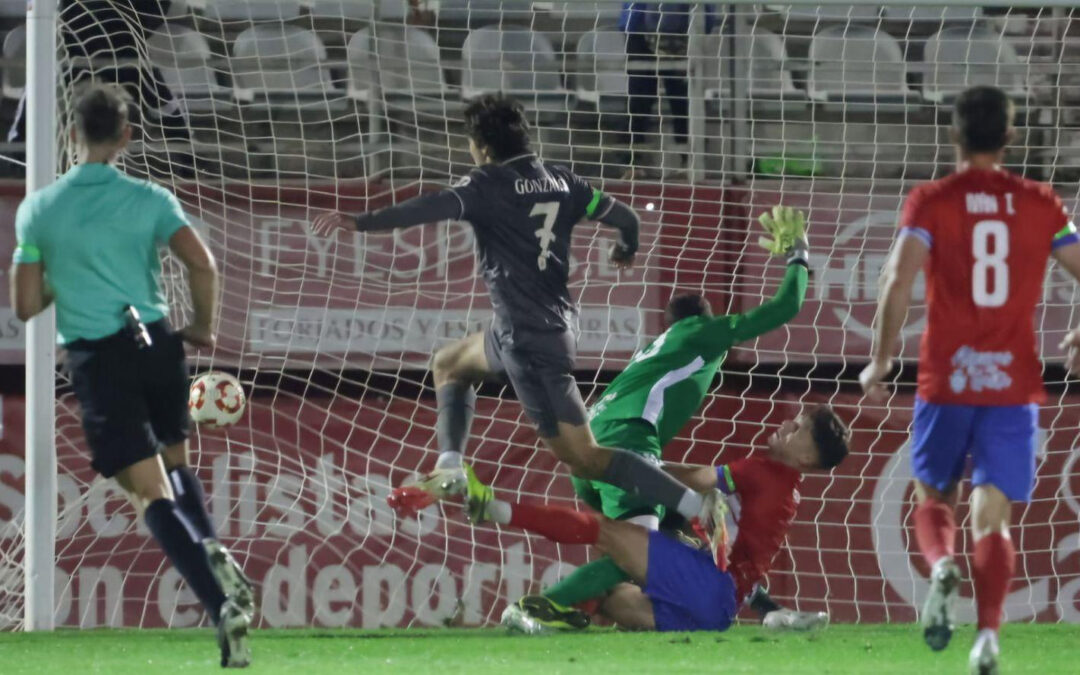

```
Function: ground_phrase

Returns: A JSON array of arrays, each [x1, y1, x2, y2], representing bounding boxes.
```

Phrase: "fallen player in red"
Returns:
[[396, 406, 849, 632]]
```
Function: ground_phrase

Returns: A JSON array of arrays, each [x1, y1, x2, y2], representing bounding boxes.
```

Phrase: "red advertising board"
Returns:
[[2, 390, 1078, 628]]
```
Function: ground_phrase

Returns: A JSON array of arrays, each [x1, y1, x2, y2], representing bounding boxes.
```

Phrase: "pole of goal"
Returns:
[[24, 0, 58, 632]]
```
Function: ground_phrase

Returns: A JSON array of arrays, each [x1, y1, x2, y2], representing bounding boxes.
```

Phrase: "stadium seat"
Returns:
[[439, 0, 525, 23], [769, 4, 882, 23], [2, 23, 24, 100], [0, 0, 25, 17], [545, 2, 623, 24], [232, 24, 340, 103], [204, 1, 302, 21], [573, 30, 628, 111], [146, 24, 230, 113], [922, 26, 1029, 104], [702, 25, 802, 103], [883, 6, 982, 22], [347, 26, 447, 105], [807, 24, 915, 103], [461, 26, 574, 114], [305, 1, 377, 20]]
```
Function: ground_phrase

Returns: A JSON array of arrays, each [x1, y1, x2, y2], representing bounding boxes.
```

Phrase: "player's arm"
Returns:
[[169, 226, 219, 349], [1051, 222, 1080, 374], [726, 260, 809, 343], [10, 201, 52, 321], [860, 189, 930, 397], [661, 462, 719, 493], [10, 262, 51, 322], [860, 230, 928, 398], [311, 191, 462, 236], [590, 190, 640, 269], [709, 207, 810, 345]]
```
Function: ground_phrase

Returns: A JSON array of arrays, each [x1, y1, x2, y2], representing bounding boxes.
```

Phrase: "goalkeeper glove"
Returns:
[[757, 206, 809, 260]]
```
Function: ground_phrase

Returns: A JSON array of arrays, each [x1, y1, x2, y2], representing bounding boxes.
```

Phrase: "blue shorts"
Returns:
[[644, 530, 737, 632], [911, 398, 1038, 502]]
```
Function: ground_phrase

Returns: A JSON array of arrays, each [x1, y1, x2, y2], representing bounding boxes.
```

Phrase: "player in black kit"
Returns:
[[312, 95, 727, 543]]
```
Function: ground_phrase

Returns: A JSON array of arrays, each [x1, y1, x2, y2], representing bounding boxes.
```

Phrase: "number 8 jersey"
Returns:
[[899, 167, 1079, 405], [450, 153, 614, 333]]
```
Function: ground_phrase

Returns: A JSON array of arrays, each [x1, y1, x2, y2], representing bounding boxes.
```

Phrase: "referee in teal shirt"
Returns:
[[11, 85, 252, 667]]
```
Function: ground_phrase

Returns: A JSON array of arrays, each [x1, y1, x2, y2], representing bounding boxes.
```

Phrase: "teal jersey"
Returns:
[[589, 263, 808, 446], [13, 163, 191, 344]]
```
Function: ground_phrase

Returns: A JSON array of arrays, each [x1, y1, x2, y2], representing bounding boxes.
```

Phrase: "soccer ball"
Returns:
[[189, 371, 247, 428]]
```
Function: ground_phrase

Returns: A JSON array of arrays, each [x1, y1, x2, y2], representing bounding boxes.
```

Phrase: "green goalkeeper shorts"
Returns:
[[572, 417, 666, 522]]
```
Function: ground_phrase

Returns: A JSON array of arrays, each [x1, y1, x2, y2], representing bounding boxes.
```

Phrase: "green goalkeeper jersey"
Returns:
[[589, 262, 808, 446]]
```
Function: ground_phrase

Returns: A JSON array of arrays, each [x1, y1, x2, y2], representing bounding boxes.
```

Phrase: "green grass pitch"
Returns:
[[1, 624, 1077, 674]]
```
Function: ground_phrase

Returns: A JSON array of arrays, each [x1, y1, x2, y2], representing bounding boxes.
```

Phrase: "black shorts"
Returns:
[[484, 323, 588, 438], [65, 320, 190, 478]]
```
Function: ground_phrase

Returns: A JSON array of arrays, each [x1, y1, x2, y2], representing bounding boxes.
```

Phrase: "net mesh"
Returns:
[[2, 0, 1080, 629]]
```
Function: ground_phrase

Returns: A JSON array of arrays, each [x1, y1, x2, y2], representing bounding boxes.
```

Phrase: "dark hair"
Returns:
[[953, 86, 1013, 154], [74, 84, 131, 145], [810, 405, 850, 470], [463, 94, 531, 162], [665, 293, 712, 326]]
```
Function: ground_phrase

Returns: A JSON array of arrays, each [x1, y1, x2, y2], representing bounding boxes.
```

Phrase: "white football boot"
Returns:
[[762, 608, 830, 633], [922, 557, 961, 651], [968, 629, 1000, 675]]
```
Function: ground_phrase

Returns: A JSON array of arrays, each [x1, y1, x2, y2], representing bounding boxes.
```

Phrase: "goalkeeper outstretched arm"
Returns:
[[706, 206, 810, 346]]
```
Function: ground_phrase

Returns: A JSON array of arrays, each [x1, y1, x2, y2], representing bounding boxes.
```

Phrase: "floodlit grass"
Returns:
[[1, 624, 1077, 674]]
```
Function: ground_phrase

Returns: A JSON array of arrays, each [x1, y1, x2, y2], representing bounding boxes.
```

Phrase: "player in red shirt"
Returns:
[[457, 407, 849, 632], [860, 86, 1080, 675]]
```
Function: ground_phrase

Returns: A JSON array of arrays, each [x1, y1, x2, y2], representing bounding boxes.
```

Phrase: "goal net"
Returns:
[[2, 0, 1080, 630]]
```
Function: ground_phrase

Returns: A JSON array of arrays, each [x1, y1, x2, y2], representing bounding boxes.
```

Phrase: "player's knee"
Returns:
[[563, 445, 608, 480], [160, 442, 188, 470], [127, 480, 172, 510], [431, 345, 458, 380], [972, 485, 1010, 537]]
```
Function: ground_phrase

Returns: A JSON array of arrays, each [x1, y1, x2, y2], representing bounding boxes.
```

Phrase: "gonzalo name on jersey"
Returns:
[[514, 176, 570, 195]]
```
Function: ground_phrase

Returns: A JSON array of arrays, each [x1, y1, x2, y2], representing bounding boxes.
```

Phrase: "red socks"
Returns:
[[913, 498, 956, 566], [508, 503, 600, 545], [973, 532, 1015, 631]]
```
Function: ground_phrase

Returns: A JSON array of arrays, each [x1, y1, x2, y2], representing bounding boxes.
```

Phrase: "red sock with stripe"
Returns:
[[508, 503, 600, 544], [973, 532, 1015, 631], [913, 498, 956, 566]]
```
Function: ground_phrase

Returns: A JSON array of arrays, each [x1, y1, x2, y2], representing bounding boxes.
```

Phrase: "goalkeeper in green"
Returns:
[[503, 207, 814, 632]]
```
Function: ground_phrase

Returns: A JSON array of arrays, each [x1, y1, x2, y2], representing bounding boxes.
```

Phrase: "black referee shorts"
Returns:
[[65, 320, 190, 478]]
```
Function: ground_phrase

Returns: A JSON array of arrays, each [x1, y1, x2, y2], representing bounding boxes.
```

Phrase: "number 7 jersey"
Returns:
[[450, 153, 612, 333], [899, 167, 1079, 405]]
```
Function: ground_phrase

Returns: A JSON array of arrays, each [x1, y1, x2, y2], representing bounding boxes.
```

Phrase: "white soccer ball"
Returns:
[[189, 371, 247, 428]]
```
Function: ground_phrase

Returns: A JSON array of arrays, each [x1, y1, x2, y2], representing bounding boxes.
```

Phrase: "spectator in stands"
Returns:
[[619, 2, 716, 180]]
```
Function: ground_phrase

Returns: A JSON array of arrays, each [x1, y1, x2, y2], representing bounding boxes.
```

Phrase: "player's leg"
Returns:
[[540, 427, 663, 611], [597, 583, 657, 631], [138, 323, 251, 667], [510, 336, 719, 540], [148, 324, 255, 616], [68, 339, 230, 621], [599, 524, 737, 632], [908, 398, 972, 651], [967, 404, 1037, 675], [391, 331, 490, 508], [114, 455, 228, 622], [543, 422, 722, 548], [430, 331, 490, 470]]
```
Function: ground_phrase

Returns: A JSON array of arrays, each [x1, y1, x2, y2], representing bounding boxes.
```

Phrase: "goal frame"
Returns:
[[21, 0, 1068, 633]]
